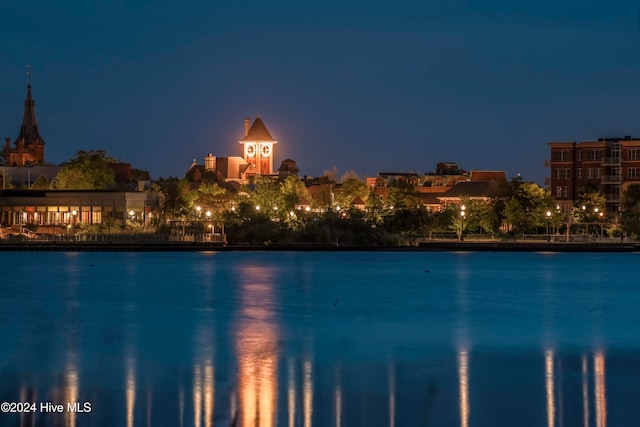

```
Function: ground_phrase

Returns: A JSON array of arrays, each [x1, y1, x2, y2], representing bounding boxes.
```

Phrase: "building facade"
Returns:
[[547, 136, 640, 212], [239, 117, 277, 176], [0, 190, 155, 227]]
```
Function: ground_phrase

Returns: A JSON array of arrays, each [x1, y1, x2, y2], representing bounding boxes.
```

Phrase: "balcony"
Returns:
[[601, 175, 622, 184], [601, 157, 622, 165]]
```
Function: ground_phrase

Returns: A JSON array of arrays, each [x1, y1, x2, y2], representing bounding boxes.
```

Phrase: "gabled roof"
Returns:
[[15, 84, 45, 146], [240, 117, 276, 142], [351, 196, 366, 206], [438, 181, 505, 199]]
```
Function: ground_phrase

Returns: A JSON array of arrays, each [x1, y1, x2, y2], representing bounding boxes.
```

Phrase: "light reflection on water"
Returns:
[[0, 251, 639, 426]]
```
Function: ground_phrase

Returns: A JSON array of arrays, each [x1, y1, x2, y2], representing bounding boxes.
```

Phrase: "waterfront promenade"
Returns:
[[0, 238, 637, 252]]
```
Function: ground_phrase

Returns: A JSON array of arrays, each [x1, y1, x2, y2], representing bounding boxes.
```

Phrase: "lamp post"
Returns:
[[71, 210, 77, 239], [460, 205, 466, 242], [546, 210, 551, 242], [206, 210, 212, 241]]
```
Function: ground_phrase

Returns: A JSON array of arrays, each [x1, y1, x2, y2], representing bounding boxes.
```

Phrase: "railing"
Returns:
[[0, 233, 225, 243]]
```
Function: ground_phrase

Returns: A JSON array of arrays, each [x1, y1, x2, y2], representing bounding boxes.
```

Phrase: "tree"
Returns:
[[621, 184, 640, 236], [334, 175, 368, 210], [52, 150, 116, 190]]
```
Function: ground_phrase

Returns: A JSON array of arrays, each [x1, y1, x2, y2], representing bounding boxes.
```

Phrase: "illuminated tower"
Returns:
[[239, 117, 277, 176], [3, 68, 46, 166]]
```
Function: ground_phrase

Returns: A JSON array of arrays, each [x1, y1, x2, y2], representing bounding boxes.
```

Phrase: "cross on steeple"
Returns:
[[27, 65, 31, 85]]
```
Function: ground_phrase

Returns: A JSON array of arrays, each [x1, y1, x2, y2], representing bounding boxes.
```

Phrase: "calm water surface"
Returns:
[[1, 251, 640, 426]]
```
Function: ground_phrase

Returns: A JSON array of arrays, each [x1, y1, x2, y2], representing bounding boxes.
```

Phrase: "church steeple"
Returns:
[[3, 68, 46, 166], [16, 72, 45, 146]]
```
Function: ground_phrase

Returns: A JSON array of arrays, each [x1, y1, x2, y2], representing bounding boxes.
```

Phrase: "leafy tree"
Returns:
[[334, 175, 368, 210], [52, 150, 116, 190], [30, 175, 50, 190], [195, 183, 228, 218], [130, 168, 151, 181], [621, 184, 640, 236]]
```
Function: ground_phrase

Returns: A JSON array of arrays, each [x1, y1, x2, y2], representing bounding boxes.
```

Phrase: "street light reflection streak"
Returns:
[[594, 352, 607, 427], [582, 356, 589, 427], [236, 265, 279, 427], [64, 355, 78, 427], [545, 350, 555, 427], [126, 355, 136, 427], [335, 383, 342, 427], [193, 364, 202, 427], [304, 359, 313, 427], [288, 359, 296, 427], [388, 362, 395, 427], [458, 350, 469, 427], [204, 362, 215, 427]]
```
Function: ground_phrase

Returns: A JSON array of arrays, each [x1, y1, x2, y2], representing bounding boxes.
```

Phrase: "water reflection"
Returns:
[[388, 362, 395, 427], [303, 358, 313, 427], [594, 351, 607, 427], [288, 358, 296, 427], [458, 350, 469, 427], [235, 265, 279, 427], [126, 350, 136, 427], [545, 350, 555, 427], [64, 353, 78, 427], [582, 356, 589, 427]]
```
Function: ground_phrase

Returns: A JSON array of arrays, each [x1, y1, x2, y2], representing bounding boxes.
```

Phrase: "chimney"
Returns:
[[244, 118, 251, 137], [204, 153, 216, 171], [4, 137, 10, 148]]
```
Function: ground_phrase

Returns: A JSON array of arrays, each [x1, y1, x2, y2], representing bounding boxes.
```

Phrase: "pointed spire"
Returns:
[[240, 117, 276, 142], [15, 69, 45, 146]]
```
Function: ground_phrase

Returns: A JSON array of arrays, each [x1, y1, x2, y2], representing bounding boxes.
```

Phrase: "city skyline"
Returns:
[[2, 0, 640, 184]]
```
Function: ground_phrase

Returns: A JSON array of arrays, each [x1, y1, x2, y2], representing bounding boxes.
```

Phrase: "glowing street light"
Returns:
[[460, 205, 466, 242], [546, 210, 552, 242]]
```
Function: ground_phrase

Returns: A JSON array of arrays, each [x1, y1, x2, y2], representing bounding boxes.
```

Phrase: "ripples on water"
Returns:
[[1, 251, 640, 426]]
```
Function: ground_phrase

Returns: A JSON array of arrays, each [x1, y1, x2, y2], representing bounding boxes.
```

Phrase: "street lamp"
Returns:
[[460, 205, 466, 241], [546, 210, 551, 242], [71, 210, 77, 239]]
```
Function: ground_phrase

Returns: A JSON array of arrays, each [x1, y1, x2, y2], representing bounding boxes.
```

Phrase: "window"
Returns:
[[629, 149, 639, 160], [595, 168, 602, 179], [577, 168, 582, 179], [554, 169, 561, 179], [562, 187, 569, 197], [577, 150, 582, 161], [587, 150, 601, 161], [554, 150, 569, 161], [555, 186, 563, 197], [563, 169, 570, 179], [628, 167, 639, 178], [587, 168, 594, 179]]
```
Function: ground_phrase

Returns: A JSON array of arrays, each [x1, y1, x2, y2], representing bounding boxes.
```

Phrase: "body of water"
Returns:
[[1, 251, 639, 426]]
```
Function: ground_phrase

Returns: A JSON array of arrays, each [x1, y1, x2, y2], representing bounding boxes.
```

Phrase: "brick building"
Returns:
[[547, 136, 640, 212], [3, 82, 46, 166]]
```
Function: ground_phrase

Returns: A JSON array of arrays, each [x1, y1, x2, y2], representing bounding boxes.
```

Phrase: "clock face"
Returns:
[[246, 144, 256, 157], [261, 144, 271, 157]]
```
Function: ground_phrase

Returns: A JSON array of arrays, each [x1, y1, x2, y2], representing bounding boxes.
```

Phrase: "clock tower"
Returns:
[[239, 117, 277, 176]]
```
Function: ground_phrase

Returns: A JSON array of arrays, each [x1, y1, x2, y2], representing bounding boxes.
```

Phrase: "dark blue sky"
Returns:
[[2, 0, 640, 184]]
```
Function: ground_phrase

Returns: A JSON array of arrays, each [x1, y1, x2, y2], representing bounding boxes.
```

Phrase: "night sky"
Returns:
[[2, 0, 640, 184]]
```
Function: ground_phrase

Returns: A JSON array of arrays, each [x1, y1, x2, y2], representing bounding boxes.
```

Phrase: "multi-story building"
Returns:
[[547, 136, 640, 212]]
